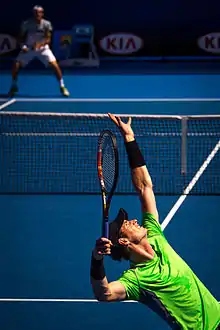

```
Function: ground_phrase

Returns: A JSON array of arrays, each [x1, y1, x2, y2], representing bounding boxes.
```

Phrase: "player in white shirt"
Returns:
[[9, 5, 70, 97]]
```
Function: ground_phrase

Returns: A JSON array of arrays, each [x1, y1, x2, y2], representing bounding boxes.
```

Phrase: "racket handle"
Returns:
[[104, 221, 109, 239]]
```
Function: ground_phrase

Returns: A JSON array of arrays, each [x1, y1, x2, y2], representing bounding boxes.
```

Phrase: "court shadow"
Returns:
[[0, 94, 9, 98]]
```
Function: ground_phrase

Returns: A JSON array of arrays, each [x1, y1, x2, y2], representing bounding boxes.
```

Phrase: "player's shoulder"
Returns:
[[42, 19, 52, 27], [21, 18, 31, 26], [142, 212, 164, 238], [142, 212, 157, 222], [21, 18, 36, 28], [118, 268, 136, 284], [142, 212, 160, 228]]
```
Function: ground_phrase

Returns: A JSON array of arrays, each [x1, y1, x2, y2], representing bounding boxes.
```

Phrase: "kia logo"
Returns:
[[198, 33, 220, 54], [0, 34, 17, 55], [100, 33, 143, 55]]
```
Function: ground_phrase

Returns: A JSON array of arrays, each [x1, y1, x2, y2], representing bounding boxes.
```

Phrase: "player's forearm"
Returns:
[[90, 253, 111, 301], [43, 37, 51, 45], [37, 38, 50, 48], [124, 134, 152, 191], [18, 33, 26, 47], [36, 32, 51, 48], [43, 32, 51, 45]]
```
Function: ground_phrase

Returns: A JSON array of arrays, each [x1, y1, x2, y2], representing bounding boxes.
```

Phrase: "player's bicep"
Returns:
[[46, 22, 53, 35], [19, 25, 27, 43], [105, 281, 126, 302], [139, 186, 158, 222]]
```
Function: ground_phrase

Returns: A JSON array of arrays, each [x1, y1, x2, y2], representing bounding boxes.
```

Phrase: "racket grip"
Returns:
[[104, 221, 109, 239]]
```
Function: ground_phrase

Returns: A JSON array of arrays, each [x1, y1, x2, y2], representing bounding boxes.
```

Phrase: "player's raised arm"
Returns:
[[108, 113, 158, 221]]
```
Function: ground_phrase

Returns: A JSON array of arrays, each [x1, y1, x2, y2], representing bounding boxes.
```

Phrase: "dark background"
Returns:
[[1, 0, 220, 59]]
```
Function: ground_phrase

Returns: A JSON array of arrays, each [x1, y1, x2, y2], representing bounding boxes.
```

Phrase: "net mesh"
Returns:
[[0, 112, 219, 195]]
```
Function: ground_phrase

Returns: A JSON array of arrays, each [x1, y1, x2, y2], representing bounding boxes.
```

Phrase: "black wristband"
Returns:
[[90, 254, 106, 280], [125, 140, 146, 169]]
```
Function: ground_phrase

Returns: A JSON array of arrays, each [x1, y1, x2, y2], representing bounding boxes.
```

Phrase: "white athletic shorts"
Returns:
[[17, 45, 56, 67]]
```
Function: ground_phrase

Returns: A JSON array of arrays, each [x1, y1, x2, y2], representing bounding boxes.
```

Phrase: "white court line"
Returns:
[[0, 99, 16, 110], [0, 298, 137, 303], [0, 298, 218, 303], [161, 139, 220, 231], [1, 97, 220, 102]]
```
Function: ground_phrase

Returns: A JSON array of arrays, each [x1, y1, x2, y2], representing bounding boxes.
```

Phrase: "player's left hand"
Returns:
[[93, 237, 113, 257], [108, 113, 134, 139]]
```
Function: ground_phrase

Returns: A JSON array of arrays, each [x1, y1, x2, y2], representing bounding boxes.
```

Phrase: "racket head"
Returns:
[[97, 130, 119, 237]]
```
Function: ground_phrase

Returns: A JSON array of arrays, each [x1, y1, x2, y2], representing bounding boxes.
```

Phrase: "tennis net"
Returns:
[[0, 112, 219, 195]]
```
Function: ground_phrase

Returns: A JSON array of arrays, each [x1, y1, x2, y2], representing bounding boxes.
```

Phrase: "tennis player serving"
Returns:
[[8, 5, 69, 97], [91, 113, 220, 329]]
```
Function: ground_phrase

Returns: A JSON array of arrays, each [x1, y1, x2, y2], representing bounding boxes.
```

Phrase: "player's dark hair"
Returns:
[[110, 244, 130, 262]]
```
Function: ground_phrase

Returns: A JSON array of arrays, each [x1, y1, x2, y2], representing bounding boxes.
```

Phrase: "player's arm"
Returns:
[[18, 30, 27, 46], [108, 113, 158, 221], [43, 29, 52, 45], [34, 29, 51, 49], [125, 134, 158, 221], [90, 238, 126, 302], [18, 22, 28, 51]]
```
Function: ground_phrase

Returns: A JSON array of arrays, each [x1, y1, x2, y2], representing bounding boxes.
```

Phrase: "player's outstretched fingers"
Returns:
[[108, 113, 119, 126], [127, 117, 132, 126]]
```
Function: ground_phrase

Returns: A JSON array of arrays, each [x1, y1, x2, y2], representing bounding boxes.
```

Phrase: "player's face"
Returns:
[[120, 219, 147, 244], [34, 9, 44, 21]]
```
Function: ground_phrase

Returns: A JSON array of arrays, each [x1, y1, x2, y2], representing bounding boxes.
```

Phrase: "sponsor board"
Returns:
[[0, 34, 17, 55], [198, 32, 220, 54], [99, 33, 143, 55]]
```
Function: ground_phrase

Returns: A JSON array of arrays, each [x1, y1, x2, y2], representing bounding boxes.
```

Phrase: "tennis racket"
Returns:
[[97, 130, 119, 238]]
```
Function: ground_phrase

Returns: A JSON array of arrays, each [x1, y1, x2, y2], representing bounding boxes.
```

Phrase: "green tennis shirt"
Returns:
[[118, 212, 220, 329]]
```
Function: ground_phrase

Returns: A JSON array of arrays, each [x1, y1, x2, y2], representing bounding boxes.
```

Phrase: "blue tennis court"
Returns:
[[0, 69, 219, 330]]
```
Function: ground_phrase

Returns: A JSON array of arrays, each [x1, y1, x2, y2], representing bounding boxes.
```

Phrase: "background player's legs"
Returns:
[[38, 48, 70, 97], [9, 61, 22, 96], [8, 50, 35, 97], [50, 61, 69, 96]]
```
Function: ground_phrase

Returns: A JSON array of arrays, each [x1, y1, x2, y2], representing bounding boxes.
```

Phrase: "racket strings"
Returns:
[[102, 135, 116, 193]]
